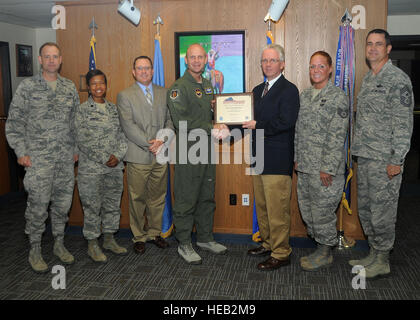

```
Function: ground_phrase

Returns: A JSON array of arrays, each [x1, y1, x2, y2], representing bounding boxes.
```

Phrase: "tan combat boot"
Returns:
[[29, 244, 48, 273], [88, 239, 107, 263], [363, 250, 391, 279], [349, 247, 377, 267], [53, 237, 75, 265], [300, 244, 333, 271], [103, 233, 128, 255]]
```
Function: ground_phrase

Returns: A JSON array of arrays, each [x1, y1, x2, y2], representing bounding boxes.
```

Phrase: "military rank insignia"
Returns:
[[195, 88, 202, 98], [170, 89, 179, 100], [400, 85, 412, 107]]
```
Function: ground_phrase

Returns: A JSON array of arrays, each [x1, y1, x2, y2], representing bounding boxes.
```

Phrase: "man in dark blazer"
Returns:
[[243, 44, 300, 271], [117, 56, 174, 255]]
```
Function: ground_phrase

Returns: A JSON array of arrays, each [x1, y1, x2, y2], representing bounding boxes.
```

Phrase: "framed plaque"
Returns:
[[214, 93, 254, 125], [16, 44, 33, 77]]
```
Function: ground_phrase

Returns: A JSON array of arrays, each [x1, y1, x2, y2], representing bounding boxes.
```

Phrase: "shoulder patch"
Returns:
[[195, 88, 202, 98], [170, 89, 179, 100], [338, 107, 349, 119], [400, 85, 412, 107]]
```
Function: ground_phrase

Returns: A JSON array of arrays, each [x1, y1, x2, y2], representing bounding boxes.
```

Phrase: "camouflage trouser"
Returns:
[[23, 161, 75, 245], [297, 172, 344, 246], [78, 170, 124, 240], [172, 163, 216, 245], [357, 157, 402, 251]]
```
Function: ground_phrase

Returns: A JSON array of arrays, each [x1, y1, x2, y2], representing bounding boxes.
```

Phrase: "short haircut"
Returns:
[[85, 69, 107, 86], [133, 56, 153, 69], [310, 51, 333, 67], [367, 29, 391, 46], [263, 44, 285, 62], [39, 42, 61, 56]]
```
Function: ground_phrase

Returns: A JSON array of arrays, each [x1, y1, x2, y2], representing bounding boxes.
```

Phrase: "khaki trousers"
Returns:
[[127, 161, 168, 243], [252, 174, 292, 260]]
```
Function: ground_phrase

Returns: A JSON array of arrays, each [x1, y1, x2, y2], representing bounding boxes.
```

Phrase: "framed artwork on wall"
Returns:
[[174, 30, 246, 94], [16, 44, 33, 77]]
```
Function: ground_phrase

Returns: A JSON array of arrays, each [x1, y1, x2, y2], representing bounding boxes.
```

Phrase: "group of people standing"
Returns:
[[244, 28, 413, 281], [6, 27, 413, 282]]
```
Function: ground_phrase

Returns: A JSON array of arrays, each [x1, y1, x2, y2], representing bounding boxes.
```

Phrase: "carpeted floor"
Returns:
[[0, 152, 419, 301]]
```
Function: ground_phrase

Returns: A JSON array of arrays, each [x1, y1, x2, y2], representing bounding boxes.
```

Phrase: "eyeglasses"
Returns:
[[261, 59, 280, 64]]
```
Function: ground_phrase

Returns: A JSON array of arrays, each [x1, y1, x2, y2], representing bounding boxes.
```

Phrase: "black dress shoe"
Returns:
[[148, 236, 169, 249], [247, 246, 271, 256], [133, 241, 145, 254], [257, 256, 290, 271]]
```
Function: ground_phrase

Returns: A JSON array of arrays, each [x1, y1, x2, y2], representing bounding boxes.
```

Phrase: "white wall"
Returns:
[[0, 22, 56, 94], [387, 15, 420, 35]]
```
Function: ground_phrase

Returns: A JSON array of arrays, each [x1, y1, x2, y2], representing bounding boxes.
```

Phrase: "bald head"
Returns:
[[186, 43, 206, 57], [185, 43, 208, 79]]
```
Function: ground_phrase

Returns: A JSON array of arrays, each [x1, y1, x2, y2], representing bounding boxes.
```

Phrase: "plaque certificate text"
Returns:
[[214, 93, 254, 125]]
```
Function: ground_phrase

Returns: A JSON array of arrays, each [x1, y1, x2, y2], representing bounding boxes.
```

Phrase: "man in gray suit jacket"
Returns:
[[117, 56, 174, 254]]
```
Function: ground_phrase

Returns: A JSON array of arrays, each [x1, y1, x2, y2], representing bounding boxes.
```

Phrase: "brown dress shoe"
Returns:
[[149, 236, 169, 249], [248, 246, 271, 256], [257, 256, 290, 271], [133, 241, 145, 255]]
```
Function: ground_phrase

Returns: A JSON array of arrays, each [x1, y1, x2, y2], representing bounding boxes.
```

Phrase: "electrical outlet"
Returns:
[[242, 194, 250, 206], [229, 194, 237, 205]]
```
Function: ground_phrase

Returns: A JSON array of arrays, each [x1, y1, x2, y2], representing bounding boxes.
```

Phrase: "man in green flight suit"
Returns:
[[167, 43, 228, 264]]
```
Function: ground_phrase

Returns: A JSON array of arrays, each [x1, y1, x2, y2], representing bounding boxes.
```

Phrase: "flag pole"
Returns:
[[153, 14, 163, 42], [337, 9, 355, 250], [152, 14, 173, 239], [89, 17, 98, 37]]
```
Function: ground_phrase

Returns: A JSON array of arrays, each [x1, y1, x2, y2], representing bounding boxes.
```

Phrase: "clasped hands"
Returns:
[[148, 139, 164, 156]]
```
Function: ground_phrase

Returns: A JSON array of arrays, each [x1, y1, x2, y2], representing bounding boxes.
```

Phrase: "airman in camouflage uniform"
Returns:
[[295, 51, 349, 271], [6, 43, 78, 273], [350, 30, 414, 279], [75, 69, 128, 263]]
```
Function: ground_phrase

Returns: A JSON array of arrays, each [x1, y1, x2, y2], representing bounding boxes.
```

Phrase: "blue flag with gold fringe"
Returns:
[[153, 36, 173, 238], [334, 24, 355, 215], [89, 35, 96, 70], [252, 200, 261, 242]]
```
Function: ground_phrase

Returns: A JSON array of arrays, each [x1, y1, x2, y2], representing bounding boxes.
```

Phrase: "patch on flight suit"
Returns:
[[205, 88, 213, 94], [195, 88, 202, 98], [337, 107, 348, 118], [400, 85, 412, 107], [170, 89, 179, 100]]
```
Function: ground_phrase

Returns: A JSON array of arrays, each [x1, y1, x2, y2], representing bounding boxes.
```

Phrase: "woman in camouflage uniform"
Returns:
[[75, 69, 128, 263], [294, 51, 349, 271]]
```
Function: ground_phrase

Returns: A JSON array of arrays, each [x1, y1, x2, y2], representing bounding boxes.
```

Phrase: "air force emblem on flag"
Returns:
[[400, 85, 412, 107]]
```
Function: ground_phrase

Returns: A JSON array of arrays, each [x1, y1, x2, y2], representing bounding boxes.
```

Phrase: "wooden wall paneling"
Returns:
[[213, 138, 254, 234]]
